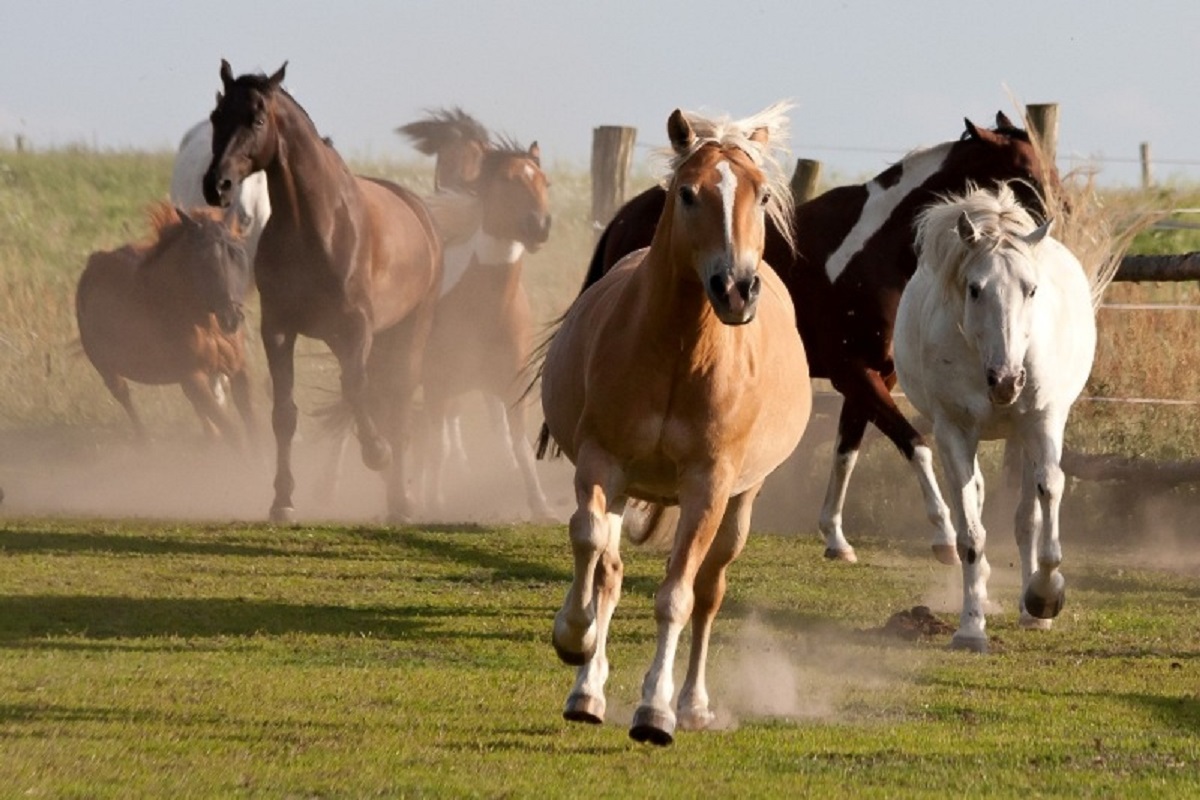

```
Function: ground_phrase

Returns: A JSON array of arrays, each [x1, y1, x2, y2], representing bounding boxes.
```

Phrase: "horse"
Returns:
[[416, 135, 555, 521], [171, 119, 271, 262], [203, 60, 442, 523], [396, 107, 492, 192], [894, 183, 1105, 653], [563, 112, 1059, 565], [76, 203, 255, 446], [538, 103, 811, 745]]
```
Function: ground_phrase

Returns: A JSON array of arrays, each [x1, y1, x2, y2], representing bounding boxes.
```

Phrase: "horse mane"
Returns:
[[659, 100, 797, 252], [137, 201, 243, 267], [396, 107, 491, 154], [914, 182, 1041, 300]]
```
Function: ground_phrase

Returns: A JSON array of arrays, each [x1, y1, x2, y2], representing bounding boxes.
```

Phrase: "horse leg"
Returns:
[[677, 481, 761, 731], [263, 327, 299, 523], [329, 315, 391, 474], [445, 397, 469, 470], [817, 400, 867, 562], [420, 390, 451, 516], [100, 371, 146, 442], [563, 498, 625, 725], [1013, 445, 1052, 630], [487, 395, 519, 470], [552, 440, 624, 666], [632, 464, 734, 746], [374, 310, 432, 523], [1020, 423, 1067, 623], [935, 423, 991, 652], [503, 397, 555, 522], [227, 367, 257, 449], [828, 365, 957, 564], [180, 372, 243, 450]]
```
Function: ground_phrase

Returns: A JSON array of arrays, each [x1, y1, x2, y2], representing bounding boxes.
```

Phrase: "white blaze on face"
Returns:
[[716, 160, 737, 255], [522, 162, 536, 181], [824, 143, 953, 284]]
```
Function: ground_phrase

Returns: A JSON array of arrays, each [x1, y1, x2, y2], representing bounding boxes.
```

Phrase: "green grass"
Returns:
[[0, 518, 1196, 797]]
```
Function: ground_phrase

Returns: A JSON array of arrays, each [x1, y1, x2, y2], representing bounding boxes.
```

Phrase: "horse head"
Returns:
[[477, 141, 551, 252], [203, 59, 287, 209], [663, 108, 787, 326], [924, 185, 1052, 406], [172, 207, 251, 334], [957, 111, 1063, 220]]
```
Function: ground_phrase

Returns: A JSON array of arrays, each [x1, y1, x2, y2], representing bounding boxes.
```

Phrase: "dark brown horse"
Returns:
[[76, 203, 254, 445], [418, 135, 554, 520], [563, 112, 1059, 564], [203, 61, 442, 523]]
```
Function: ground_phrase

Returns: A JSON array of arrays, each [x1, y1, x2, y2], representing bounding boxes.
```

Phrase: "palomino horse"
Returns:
[[417, 135, 555, 520], [894, 183, 1105, 653], [539, 104, 810, 745], [76, 203, 254, 445], [203, 61, 442, 523], [397, 107, 491, 192], [171, 119, 271, 261], [566, 112, 1058, 564]]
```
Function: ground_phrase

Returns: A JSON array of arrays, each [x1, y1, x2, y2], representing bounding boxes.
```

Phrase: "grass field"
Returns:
[[0, 518, 1196, 797]]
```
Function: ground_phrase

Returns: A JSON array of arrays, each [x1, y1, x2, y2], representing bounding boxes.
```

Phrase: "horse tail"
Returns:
[[623, 500, 679, 549]]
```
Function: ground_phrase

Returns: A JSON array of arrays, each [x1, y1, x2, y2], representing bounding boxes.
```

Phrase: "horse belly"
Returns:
[[360, 182, 439, 331]]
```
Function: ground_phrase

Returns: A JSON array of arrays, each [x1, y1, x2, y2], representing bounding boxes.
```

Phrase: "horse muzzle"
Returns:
[[216, 304, 245, 335], [202, 167, 235, 209], [707, 270, 761, 326], [522, 212, 552, 253], [987, 366, 1026, 406]]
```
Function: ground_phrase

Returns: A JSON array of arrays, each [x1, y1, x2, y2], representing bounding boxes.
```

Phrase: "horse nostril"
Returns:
[[1015, 368, 1027, 388], [986, 369, 999, 387], [218, 178, 233, 193], [743, 274, 761, 301], [709, 274, 728, 299]]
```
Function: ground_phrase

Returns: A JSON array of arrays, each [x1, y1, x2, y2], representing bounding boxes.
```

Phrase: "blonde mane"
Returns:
[[658, 100, 797, 252], [915, 182, 1042, 300]]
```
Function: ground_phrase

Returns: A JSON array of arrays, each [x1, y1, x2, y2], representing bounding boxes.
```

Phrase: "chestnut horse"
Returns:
[[567, 112, 1058, 564], [203, 61, 442, 523], [539, 104, 810, 745], [418, 136, 554, 520], [76, 203, 254, 445]]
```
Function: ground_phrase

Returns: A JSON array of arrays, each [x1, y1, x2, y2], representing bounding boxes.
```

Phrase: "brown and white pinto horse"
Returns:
[[417, 134, 555, 520], [76, 203, 254, 446], [539, 104, 810, 745], [570, 112, 1058, 564], [204, 61, 442, 523]]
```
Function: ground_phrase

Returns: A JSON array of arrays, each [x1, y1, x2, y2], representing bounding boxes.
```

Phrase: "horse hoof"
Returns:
[[1023, 581, 1066, 620], [823, 547, 858, 563], [630, 706, 676, 746], [949, 634, 989, 654], [1019, 612, 1054, 631], [677, 705, 716, 732], [931, 544, 960, 565], [563, 692, 605, 724], [269, 505, 296, 525], [361, 439, 393, 472]]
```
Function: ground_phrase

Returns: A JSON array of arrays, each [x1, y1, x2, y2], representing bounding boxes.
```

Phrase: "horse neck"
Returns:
[[262, 98, 350, 229], [441, 226, 526, 298]]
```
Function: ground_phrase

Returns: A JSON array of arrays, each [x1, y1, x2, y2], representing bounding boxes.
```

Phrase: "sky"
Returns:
[[3, 1, 1199, 186]]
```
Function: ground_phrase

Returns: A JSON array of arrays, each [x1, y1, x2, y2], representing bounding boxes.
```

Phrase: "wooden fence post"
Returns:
[[1025, 103, 1059, 165], [790, 158, 822, 203], [591, 126, 637, 239], [1140, 142, 1153, 189]]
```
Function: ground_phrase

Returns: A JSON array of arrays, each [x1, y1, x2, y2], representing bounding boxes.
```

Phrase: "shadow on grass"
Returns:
[[0, 594, 544, 647], [0, 528, 300, 559]]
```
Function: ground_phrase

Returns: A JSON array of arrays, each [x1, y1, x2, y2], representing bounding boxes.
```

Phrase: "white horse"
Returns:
[[894, 183, 1103, 653], [170, 120, 271, 262]]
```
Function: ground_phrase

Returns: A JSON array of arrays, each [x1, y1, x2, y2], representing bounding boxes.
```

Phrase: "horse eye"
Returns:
[[679, 185, 697, 207], [1027, 284, 1037, 299], [253, 114, 266, 129], [969, 283, 981, 300], [759, 190, 771, 207]]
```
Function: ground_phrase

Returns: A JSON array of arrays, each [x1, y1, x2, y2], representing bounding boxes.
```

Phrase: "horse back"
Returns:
[[354, 176, 443, 331]]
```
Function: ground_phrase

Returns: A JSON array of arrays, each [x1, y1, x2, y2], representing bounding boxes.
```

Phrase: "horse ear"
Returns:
[[995, 110, 1015, 129], [528, 141, 541, 164], [219, 59, 234, 91], [1021, 219, 1054, 247], [268, 61, 287, 92], [963, 118, 981, 140], [957, 211, 982, 244], [175, 207, 199, 231], [668, 109, 695, 154], [749, 125, 770, 146]]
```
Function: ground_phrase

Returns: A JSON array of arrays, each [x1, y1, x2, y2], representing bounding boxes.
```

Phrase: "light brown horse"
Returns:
[[418, 136, 554, 520], [76, 203, 254, 445], [203, 61, 442, 523], [538, 103, 811, 745]]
